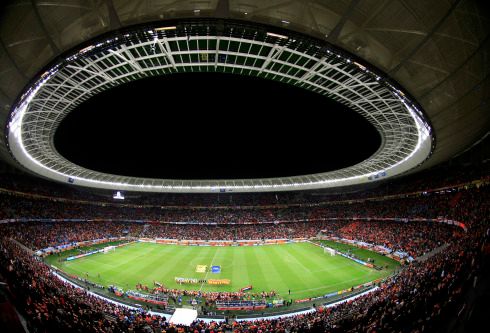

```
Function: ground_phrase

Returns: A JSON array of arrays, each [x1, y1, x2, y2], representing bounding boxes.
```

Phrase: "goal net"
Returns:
[[103, 245, 116, 254], [323, 247, 336, 256]]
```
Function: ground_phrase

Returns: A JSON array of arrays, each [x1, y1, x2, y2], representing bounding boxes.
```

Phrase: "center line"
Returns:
[[199, 248, 219, 291]]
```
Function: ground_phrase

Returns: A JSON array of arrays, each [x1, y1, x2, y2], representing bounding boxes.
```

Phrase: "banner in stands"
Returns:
[[126, 291, 168, 306], [295, 298, 312, 303], [141, 238, 292, 247], [35, 237, 131, 256], [318, 236, 413, 262], [62, 240, 135, 261], [216, 300, 266, 311], [337, 252, 374, 268], [272, 299, 284, 307], [66, 249, 102, 261]]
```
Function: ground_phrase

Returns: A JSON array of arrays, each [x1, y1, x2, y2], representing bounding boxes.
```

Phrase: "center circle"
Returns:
[[54, 72, 381, 179]]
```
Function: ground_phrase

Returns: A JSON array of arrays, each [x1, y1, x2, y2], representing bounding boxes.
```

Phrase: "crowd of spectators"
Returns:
[[325, 220, 459, 258], [0, 182, 478, 261], [0, 184, 477, 224], [0, 181, 488, 332], [0, 221, 144, 250], [0, 214, 457, 259], [0, 160, 488, 208], [145, 286, 276, 305], [0, 161, 489, 333]]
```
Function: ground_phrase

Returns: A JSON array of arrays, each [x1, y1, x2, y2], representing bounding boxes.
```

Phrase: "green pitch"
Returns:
[[47, 241, 398, 300]]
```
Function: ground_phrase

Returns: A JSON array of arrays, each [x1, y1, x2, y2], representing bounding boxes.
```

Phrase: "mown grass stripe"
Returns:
[[50, 242, 399, 299]]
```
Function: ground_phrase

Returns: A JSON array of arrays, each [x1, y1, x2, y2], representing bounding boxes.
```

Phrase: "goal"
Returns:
[[323, 247, 336, 256], [103, 245, 116, 254]]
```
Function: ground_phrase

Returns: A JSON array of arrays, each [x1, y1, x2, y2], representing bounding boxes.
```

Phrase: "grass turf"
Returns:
[[316, 240, 401, 271], [46, 241, 398, 300]]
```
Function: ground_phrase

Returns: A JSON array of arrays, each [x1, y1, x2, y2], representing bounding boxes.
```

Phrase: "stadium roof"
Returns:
[[0, 0, 488, 192]]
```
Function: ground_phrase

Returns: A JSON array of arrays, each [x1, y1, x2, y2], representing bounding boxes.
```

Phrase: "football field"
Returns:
[[49, 241, 398, 300]]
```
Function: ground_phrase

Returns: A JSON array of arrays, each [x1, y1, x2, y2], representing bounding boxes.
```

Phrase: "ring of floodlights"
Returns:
[[6, 20, 433, 193]]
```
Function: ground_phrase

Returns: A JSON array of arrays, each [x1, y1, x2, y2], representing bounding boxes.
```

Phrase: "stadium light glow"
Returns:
[[113, 191, 125, 200], [155, 26, 177, 31], [266, 32, 288, 39]]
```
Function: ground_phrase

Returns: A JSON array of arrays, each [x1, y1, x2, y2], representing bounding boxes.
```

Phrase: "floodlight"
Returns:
[[266, 32, 288, 39], [155, 26, 177, 31]]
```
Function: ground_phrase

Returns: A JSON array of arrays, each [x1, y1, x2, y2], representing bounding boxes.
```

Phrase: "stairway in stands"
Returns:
[[140, 224, 151, 237]]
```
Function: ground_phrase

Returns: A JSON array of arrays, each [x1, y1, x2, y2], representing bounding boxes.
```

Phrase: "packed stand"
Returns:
[[0, 160, 488, 208], [0, 221, 144, 250], [0, 217, 457, 259], [0, 183, 487, 332]]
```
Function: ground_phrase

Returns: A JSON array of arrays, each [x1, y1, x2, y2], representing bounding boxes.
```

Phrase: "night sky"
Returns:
[[55, 73, 380, 179]]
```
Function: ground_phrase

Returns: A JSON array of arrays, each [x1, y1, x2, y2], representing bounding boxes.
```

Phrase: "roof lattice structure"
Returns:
[[0, 0, 488, 192]]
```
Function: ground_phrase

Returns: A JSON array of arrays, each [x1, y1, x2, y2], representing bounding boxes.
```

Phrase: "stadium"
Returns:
[[0, 1, 488, 332]]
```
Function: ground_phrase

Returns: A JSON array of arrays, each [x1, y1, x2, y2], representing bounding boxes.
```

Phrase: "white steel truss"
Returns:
[[7, 22, 433, 193]]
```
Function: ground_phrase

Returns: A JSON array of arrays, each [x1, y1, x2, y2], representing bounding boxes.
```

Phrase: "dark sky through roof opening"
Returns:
[[55, 72, 381, 179]]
